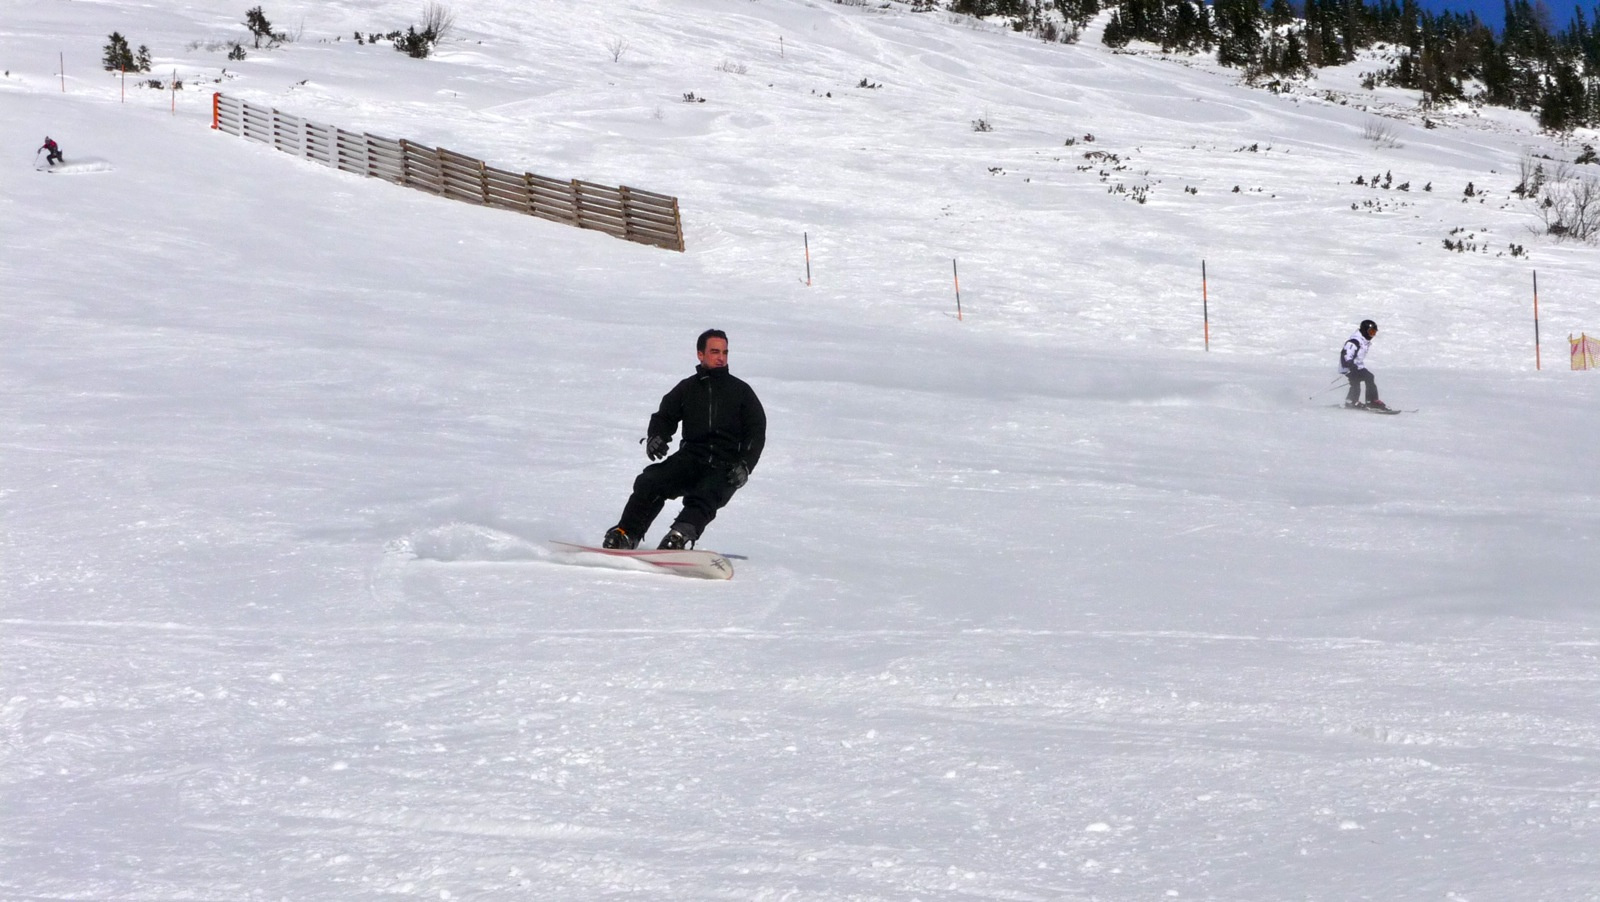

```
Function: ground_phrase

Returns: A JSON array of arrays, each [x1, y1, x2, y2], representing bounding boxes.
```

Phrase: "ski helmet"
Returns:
[[1359, 319, 1378, 337]]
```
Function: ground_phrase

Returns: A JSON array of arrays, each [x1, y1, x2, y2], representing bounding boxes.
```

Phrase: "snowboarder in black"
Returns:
[[39, 137, 64, 166], [1339, 319, 1387, 410], [604, 329, 766, 550]]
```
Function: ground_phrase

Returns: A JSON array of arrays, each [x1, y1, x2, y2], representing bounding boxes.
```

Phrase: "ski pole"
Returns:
[[1308, 375, 1345, 400]]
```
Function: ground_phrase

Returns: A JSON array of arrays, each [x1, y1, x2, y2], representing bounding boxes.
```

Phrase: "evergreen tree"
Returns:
[[1539, 59, 1587, 130], [1168, 0, 1214, 53], [1120, 0, 1153, 41], [1103, 6, 1129, 46], [244, 6, 283, 49], [1214, 0, 1264, 67], [1338, 0, 1368, 62], [102, 32, 134, 71], [1055, 0, 1101, 28], [1269, 0, 1295, 30]]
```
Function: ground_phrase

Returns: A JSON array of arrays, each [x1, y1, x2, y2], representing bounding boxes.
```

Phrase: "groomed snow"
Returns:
[[3, 1, 1598, 898]]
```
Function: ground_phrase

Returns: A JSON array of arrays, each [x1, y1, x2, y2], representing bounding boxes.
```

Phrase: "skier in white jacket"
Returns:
[[1339, 319, 1387, 410]]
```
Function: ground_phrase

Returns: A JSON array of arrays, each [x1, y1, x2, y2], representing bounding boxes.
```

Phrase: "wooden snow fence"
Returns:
[[211, 92, 684, 252]]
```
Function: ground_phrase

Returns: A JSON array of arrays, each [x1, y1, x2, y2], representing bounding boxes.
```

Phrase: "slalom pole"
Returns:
[[1202, 260, 1210, 351], [803, 232, 811, 286], [953, 258, 963, 321], [1533, 270, 1542, 371]]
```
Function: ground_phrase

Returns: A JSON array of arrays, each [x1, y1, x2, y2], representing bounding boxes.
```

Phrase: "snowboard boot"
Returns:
[[602, 526, 636, 549], [657, 528, 693, 550]]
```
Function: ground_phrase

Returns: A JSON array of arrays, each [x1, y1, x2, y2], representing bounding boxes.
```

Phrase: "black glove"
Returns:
[[727, 462, 749, 489], [645, 435, 670, 460]]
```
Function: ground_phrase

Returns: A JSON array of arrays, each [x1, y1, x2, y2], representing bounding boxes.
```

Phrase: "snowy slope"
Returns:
[[3, 1, 1599, 899]]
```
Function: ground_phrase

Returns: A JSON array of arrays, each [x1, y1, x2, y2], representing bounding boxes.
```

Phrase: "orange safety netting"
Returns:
[[1572, 333, 1599, 371]]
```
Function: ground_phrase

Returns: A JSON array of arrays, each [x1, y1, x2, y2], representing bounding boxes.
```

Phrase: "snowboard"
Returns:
[[549, 541, 734, 580]]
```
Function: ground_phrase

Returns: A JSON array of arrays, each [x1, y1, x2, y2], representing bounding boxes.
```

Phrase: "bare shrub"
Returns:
[[394, 4, 453, 59], [1513, 154, 1546, 199], [605, 37, 629, 62], [419, 3, 455, 43], [1536, 175, 1600, 242], [715, 59, 747, 75], [1362, 118, 1403, 149]]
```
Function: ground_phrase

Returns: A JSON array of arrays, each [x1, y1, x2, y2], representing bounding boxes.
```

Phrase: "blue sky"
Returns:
[[1410, 0, 1594, 30]]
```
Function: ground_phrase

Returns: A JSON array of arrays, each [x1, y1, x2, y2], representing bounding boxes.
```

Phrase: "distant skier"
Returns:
[[603, 329, 766, 551], [39, 136, 63, 166], [1339, 319, 1388, 410]]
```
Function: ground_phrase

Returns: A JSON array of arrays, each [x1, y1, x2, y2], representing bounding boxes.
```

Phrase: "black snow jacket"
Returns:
[[648, 365, 766, 471]]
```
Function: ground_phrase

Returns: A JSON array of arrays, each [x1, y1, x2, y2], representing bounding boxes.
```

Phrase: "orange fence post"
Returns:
[[1533, 271, 1542, 371]]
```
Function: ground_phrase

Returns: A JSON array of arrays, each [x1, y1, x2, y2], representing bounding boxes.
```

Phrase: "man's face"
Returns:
[[698, 337, 729, 369]]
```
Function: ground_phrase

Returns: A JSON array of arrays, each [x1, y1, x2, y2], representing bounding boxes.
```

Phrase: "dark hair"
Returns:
[[697, 329, 728, 353]]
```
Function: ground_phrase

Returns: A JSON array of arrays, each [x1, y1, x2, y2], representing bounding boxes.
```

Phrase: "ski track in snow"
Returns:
[[3, 0, 1599, 899]]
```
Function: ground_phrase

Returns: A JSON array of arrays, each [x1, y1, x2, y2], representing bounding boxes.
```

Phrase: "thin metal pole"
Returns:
[[1202, 260, 1210, 351], [953, 259, 962, 322], [804, 232, 811, 286]]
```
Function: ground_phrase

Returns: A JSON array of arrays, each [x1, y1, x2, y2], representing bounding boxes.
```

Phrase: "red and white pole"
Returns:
[[1533, 270, 1542, 371]]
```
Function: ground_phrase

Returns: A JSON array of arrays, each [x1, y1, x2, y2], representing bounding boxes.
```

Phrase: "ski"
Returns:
[[1327, 404, 1408, 415]]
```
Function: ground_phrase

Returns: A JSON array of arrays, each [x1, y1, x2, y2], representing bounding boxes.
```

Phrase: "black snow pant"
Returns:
[[1345, 368, 1378, 405], [46, 149, 63, 165], [615, 452, 740, 544]]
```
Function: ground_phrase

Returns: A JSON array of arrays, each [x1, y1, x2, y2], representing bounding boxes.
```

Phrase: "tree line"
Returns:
[[947, 0, 1600, 132]]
